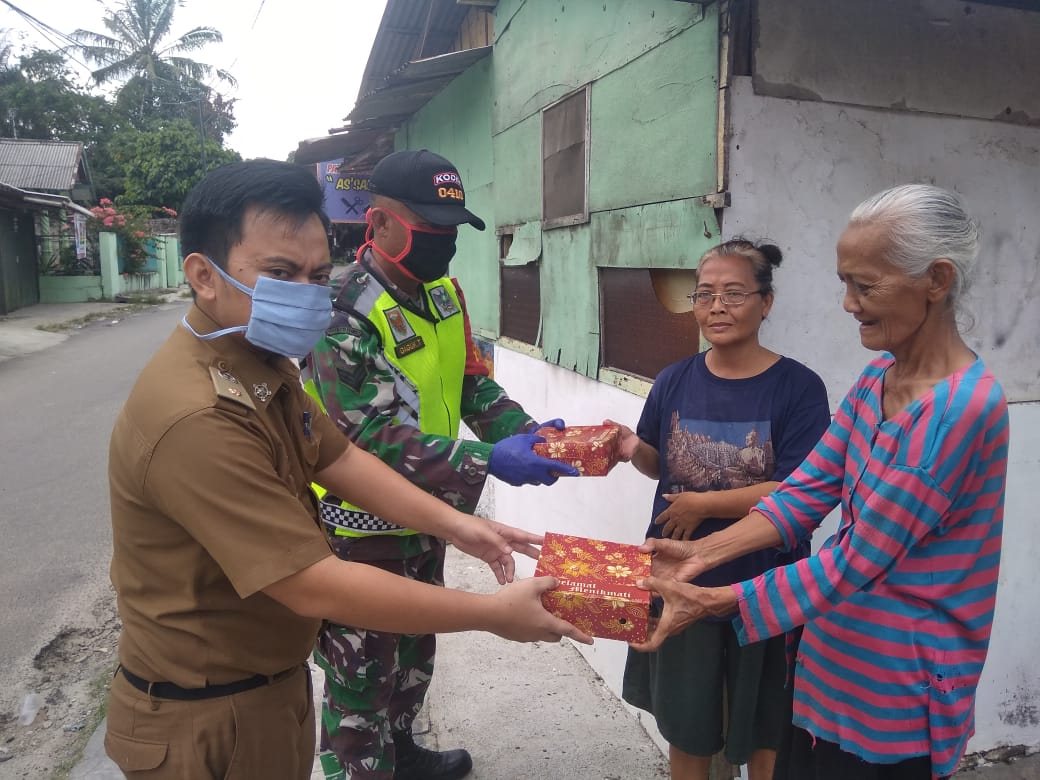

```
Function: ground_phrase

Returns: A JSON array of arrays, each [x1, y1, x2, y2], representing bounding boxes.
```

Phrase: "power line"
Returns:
[[224, 0, 269, 73], [0, 0, 94, 71], [249, 0, 268, 30]]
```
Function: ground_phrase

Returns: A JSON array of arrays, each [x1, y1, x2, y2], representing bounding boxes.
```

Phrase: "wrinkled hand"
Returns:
[[638, 537, 711, 583], [604, 418, 639, 462], [489, 425, 580, 486], [488, 577, 594, 645], [628, 576, 713, 652], [653, 492, 708, 541]]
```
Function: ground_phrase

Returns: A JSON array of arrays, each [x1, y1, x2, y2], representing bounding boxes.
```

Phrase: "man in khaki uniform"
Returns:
[[105, 159, 590, 780]]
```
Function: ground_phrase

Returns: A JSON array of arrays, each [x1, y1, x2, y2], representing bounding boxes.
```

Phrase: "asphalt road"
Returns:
[[0, 301, 189, 711]]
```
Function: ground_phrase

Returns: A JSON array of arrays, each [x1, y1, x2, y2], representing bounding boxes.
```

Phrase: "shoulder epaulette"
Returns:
[[209, 365, 256, 411], [333, 268, 378, 314]]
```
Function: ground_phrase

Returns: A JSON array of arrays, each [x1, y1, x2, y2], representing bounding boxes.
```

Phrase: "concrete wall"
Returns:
[[487, 345, 668, 749], [753, 0, 1040, 126], [721, 73, 1040, 754]]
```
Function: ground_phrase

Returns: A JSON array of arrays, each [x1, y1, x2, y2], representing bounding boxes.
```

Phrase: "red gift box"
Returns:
[[534, 532, 650, 642], [532, 424, 621, 476]]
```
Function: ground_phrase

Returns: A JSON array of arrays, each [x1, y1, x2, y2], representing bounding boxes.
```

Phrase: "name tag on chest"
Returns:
[[385, 305, 427, 358]]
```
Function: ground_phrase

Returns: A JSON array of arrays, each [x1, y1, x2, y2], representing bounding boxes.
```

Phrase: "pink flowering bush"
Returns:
[[85, 199, 154, 273], [48, 201, 178, 275]]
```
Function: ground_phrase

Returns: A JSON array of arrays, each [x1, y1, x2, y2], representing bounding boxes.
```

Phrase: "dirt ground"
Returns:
[[0, 591, 119, 779]]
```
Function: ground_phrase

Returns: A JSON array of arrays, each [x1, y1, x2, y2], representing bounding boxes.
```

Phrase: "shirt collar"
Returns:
[[183, 304, 297, 408], [358, 248, 431, 318]]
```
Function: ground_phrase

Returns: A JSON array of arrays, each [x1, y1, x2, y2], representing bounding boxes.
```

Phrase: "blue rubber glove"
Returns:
[[488, 420, 581, 486]]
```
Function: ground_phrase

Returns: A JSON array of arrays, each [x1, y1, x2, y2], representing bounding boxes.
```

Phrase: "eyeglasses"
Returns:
[[687, 290, 765, 307]]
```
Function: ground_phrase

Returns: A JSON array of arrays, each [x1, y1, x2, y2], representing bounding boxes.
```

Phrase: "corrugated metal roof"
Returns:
[[295, 47, 490, 167], [0, 139, 85, 193], [294, 127, 391, 166], [0, 180, 92, 216], [357, 0, 475, 103], [295, 1, 486, 168], [348, 47, 492, 125]]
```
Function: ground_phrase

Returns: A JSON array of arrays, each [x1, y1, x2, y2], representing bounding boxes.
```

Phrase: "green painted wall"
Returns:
[[397, 57, 500, 336], [397, 0, 721, 376]]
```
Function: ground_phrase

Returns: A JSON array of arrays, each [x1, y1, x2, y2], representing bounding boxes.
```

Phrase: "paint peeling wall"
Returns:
[[488, 0, 720, 375], [396, 58, 500, 333]]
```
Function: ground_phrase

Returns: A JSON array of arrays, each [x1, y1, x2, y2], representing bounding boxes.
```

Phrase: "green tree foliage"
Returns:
[[72, 0, 234, 91], [112, 119, 240, 208], [0, 47, 127, 199], [0, 49, 115, 142], [71, 0, 237, 143], [0, 0, 243, 206]]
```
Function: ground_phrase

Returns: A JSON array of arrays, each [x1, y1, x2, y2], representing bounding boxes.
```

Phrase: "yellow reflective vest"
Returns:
[[305, 273, 466, 536]]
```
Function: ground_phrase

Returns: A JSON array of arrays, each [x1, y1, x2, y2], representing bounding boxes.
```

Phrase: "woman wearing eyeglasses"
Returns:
[[613, 239, 831, 780], [630, 186, 1010, 780]]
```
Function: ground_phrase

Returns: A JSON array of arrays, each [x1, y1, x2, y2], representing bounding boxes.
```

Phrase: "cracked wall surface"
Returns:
[[753, 0, 1040, 127]]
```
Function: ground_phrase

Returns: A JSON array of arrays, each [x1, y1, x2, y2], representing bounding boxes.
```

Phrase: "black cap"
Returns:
[[368, 149, 486, 231]]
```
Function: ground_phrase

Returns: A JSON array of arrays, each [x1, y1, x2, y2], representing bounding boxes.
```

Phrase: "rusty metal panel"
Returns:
[[358, 0, 477, 102]]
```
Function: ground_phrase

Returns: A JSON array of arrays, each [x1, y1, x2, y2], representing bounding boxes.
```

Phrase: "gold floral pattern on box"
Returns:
[[532, 424, 621, 476], [534, 532, 650, 642]]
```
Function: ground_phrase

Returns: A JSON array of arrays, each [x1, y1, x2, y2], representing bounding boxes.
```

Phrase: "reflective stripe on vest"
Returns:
[[306, 276, 467, 537]]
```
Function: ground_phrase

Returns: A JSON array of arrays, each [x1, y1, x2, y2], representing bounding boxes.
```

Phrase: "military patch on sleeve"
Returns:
[[384, 306, 416, 342], [335, 362, 368, 394], [428, 284, 460, 319], [209, 365, 257, 411]]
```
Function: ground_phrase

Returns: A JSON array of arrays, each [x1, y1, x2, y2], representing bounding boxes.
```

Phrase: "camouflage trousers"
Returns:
[[314, 533, 446, 780]]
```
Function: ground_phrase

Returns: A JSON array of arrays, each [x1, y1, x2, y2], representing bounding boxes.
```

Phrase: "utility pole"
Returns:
[[196, 97, 208, 172]]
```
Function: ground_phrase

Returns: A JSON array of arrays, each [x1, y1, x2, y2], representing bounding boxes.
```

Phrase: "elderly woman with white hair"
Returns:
[[631, 184, 1010, 780]]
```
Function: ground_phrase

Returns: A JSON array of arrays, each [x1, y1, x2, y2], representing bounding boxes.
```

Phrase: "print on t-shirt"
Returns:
[[666, 410, 774, 492]]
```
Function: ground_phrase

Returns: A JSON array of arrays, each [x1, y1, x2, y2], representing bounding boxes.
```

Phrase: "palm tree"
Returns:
[[71, 0, 236, 104]]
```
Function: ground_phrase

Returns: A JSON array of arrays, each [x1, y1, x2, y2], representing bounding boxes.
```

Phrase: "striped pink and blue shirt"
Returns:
[[734, 354, 1009, 779]]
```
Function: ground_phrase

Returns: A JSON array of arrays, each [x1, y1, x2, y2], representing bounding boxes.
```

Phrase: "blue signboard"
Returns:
[[317, 159, 372, 223]]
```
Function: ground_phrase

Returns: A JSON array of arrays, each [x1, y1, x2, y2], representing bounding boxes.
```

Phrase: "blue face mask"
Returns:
[[182, 256, 333, 359]]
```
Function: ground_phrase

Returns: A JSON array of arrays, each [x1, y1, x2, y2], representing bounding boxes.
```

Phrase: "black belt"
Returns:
[[118, 664, 298, 701]]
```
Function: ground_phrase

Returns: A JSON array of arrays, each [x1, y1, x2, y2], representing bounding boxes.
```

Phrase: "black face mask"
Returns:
[[398, 229, 457, 282], [367, 208, 458, 283]]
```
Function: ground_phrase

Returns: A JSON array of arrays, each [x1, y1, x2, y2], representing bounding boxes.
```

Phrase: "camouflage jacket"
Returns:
[[301, 252, 537, 516]]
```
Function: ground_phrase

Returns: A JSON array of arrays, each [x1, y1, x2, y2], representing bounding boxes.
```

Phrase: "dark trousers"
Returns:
[[774, 725, 950, 780]]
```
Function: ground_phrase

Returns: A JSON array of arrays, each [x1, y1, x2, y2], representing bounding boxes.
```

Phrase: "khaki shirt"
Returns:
[[109, 306, 348, 687]]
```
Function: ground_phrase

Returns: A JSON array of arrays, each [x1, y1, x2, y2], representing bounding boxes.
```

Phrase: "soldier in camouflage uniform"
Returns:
[[301, 150, 579, 780]]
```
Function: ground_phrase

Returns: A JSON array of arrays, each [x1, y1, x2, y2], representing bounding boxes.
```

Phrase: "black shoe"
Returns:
[[392, 730, 473, 780]]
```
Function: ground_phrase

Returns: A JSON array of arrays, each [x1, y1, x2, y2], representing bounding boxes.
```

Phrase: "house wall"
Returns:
[[397, 57, 499, 333], [752, 0, 1040, 126], [0, 209, 40, 315], [485, 0, 721, 375], [388, 0, 1040, 762], [722, 75, 1040, 755], [711, 0, 1040, 752]]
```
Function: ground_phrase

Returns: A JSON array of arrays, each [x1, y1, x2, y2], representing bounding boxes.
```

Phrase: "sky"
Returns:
[[1, 0, 389, 160]]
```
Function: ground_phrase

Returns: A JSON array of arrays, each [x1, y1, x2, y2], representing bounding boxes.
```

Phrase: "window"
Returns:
[[542, 86, 590, 229], [500, 262, 541, 345], [600, 268, 700, 381]]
